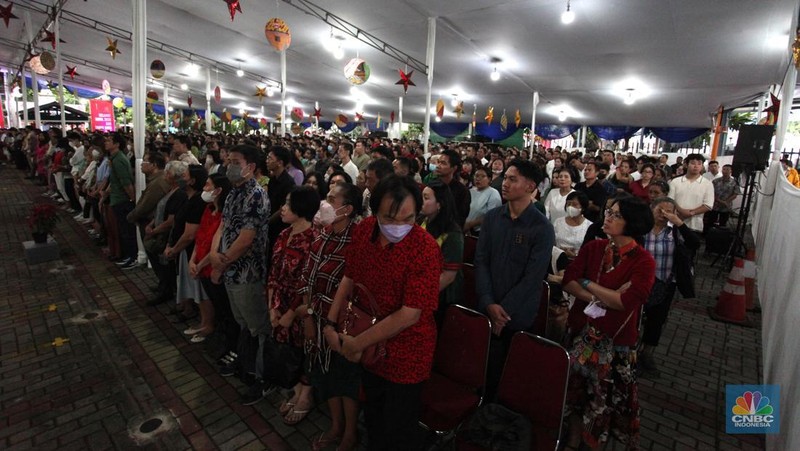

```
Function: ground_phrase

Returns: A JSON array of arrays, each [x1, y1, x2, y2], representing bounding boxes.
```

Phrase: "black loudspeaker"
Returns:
[[732, 125, 774, 171]]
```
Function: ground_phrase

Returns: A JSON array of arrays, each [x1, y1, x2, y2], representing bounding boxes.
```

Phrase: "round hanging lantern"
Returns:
[[343, 58, 370, 85], [221, 111, 232, 123], [112, 97, 125, 109], [28, 54, 51, 75], [102, 80, 111, 95], [259, 118, 268, 127], [290, 107, 304, 122], [40, 52, 56, 71], [214, 86, 222, 104], [150, 60, 165, 79], [264, 18, 291, 52], [146, 90, 159, 103], [291, 124, 303, 135], [335, 114, 348, 128]]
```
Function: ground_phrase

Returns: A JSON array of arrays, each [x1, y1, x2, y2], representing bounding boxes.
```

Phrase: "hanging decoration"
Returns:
[[224, 0, 242, 21], [187, 96, 193, 109], [102, 80, 111, 96], [313, 107, 322, 121], [471, 104, 477, 129], [214, 86, 222, 104], [254, 85, 267, 103], [355, 112, 364, 122], [761, 93, 780, 126], [514, 109, 521, 128], [436, 98, 445, 120], [376, 113, 382, 129], [146, 90, 159, 103], [454, 101, 464, 119], [150, 60, 165, 79], [264, 18, 291, 52], [485, 106, 494, 125], [335, 114, 348, 128], [259, 117, 268, 128], [64, 65, 79, 80], [29, 52, 54, 74], [41, 31, 65, 50], [344, 58, 371, 85], [500, 109, 508, 132], [390, 111, 395, 123], [221, 111, 232, 122], [291, 123, 303, 135], [112, 97, 125, 109], [290, 107, 304, 122], [792, 29, 800, 69], [0, 3, 18, 28], [395, 69, 415, 94], [105, 37, 120, 59]]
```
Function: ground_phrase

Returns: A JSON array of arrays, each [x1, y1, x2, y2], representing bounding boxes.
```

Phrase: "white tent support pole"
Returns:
[[55, 9, 66, 135], [422, 17, 436, 154], [529, 91, 539, 156], [756, 91, 768, 122], [2, 72, 11, 127], [24, 12, 41, 130], [205, 66, 212, 133], [131, 0, 147, 264], [773, 64, 797, 161], [280, 49, 287, 137], [163, 85, 170, 132], [21, 70, 28, 126], [582, 125, 588, 148], [398, 96, 403, 136]]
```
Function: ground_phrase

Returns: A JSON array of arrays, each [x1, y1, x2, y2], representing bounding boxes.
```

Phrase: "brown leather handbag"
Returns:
[[337, 283, 386, 370]]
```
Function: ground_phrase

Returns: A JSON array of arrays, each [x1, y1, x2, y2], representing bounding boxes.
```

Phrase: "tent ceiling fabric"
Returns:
[[0, 0, 795, 128]]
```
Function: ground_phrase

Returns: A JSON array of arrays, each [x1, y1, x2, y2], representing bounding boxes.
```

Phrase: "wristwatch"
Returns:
[[580, 278, 591, 289], [306, 306, 314, 317]]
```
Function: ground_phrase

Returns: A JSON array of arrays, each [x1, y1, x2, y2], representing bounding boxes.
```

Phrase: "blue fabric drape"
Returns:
[[431, 122, 470, 138], [476, 123, 518, 140], [535, 124, 580, 140], [646, 127, 708, 143], [152, 104, 165, 115], [590, 126, 641, 141]]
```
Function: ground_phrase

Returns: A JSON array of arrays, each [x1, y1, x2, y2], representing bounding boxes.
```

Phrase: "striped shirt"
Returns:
[[644, 225, 675, 282]]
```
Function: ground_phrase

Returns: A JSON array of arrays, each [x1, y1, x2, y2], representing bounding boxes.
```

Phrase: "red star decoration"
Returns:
[[188, 96, 193, 108], [0, 3, 18, 28], [224, 0, 242, 21], [41, 30, 65, 50], [763, 93, 780, 125], [395, 69, 416, 94], [64, 65, 79, 80], [355, 112, 364, 122], [313, 107, 322, 120], [390, 111, 395, 123]]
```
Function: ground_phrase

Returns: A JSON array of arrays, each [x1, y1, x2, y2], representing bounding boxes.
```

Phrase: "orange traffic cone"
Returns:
[[743, 248, 758, 312], [708, 257, 753, 327]]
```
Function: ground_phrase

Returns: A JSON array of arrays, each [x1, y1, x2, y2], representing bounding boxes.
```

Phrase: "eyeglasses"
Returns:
[[604, 209, 624, 221]]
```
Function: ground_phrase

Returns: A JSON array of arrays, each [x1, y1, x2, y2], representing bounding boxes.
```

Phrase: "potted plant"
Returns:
[[27, 203, 60, 244]]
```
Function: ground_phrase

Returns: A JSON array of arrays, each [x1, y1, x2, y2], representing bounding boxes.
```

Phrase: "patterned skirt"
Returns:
[[565, 325, 640, 450]]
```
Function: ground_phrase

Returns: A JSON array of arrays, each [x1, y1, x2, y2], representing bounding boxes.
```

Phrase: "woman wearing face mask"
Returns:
[[489, 158, 506, 193], [544, 167, 576, 225], [187, 174, 233, 344], [164, 164, 209, 322], [419, 180, 464, 327], [205, 150, 223, 175], [325, 175, 442, 450], [562, 196, 655, 451], [293, 183, 363, 451], [554, 191, 592, 258], [267, 186, 320, 426]]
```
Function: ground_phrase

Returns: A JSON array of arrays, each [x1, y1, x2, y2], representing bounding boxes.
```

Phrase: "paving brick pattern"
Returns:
[[0, 168, 765, 450]]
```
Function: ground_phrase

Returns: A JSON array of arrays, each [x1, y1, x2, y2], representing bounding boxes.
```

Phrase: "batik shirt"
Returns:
[[220, 178, 270, 284]]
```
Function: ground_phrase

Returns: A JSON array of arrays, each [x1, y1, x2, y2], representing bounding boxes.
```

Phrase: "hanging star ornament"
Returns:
[[355, 112, 365, 122], [395, 69, 415, 94], [41, 31, 65, 50], [188, 96, 193, 109], [64, 65, 79, 80], [485, 106, 494, 125], [254, 86, 267, 103], [454, 101, 464, 119], [0, 3, 18, 28], [105, 37, 120, 59], [500, 109, 508, 131], [313, 107, 322, 120], [762, 93, 780, 126], [390, 111, 395, 123], [224, 0, 242, 21], [514, 109, 521, 128], [436, 98, 445, 120]]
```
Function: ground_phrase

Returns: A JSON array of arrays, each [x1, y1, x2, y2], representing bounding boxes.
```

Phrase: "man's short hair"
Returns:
[[371, 145, 394, 160], [341, 142, 353, 155], [110, 132, 126, 150], [269, 146, 291, 166], [440, 149, 462, 170], [367, 158, 394, 179], [176, 134, 191, 148], [507, 158, 544, 185], [146, 151, 167, 169], [229, 144, 259, 165]]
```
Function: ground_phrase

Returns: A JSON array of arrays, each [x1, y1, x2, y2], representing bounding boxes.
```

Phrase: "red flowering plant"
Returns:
[[27, 203, 60, 235]]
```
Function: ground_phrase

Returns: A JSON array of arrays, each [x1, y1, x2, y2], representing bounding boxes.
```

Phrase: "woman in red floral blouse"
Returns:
[[267, 186, 320, 425]]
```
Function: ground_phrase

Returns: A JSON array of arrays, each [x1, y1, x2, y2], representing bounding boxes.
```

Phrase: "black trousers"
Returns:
[[112, 201, 137, 260], [63, 177, 82, 211], [146, 248, 176, 300], [200, 277, 240, 354], [642, 282, 677, 347], [362, 371, 424, 451]]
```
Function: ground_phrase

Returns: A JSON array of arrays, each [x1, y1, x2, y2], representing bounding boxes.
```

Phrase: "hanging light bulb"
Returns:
[[450, 96, 459, 107], [333, 44, 344, 60], [561, 0, 575, 24], [435, 116, 442, 122], [180, 83, 188, 90], [236, 67, 244, 77], [266, 86, 274, 97], [624, 88, 636, 105], [558, 110, 568, 122], [490, 66, 500, 81]]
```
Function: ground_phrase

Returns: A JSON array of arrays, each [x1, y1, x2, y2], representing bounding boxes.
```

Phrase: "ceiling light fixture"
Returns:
[[180, 83, 188, 90], [558, 110, 568, 122], [561, 0, 575, 25], [266, 86, 274, 97], [489, 57, 502, 81], [450, 95, 459, 107], [624, 88, 636, 105], [333, 44, 344, 60], [236, 67, 244, 77]]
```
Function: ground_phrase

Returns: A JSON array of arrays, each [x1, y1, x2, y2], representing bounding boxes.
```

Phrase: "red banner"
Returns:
[[89, 99, 115, 132], [0, 97, 5, 128]]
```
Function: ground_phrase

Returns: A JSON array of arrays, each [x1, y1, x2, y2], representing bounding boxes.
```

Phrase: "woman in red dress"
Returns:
[[628, 163, 655, 203]]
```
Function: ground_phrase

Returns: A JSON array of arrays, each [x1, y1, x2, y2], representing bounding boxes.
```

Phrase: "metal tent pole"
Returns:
[[422, 17, 436, 154]]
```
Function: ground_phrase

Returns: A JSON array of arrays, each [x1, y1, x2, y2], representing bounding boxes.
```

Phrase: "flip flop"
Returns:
[[311, 432, 341, 451], [279, 400, 295, 416], [283, 407, 311, 425], [190, 334, 206, 343]]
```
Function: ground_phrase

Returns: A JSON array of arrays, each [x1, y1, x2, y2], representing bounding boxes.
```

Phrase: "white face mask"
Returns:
[[201, 190, 217, 203], [583, 300, 607, 319], [379, 221, 413, 243], [92, 150, 101, 159], [313, 200, 347, 227], [566, 206, 582, 218]]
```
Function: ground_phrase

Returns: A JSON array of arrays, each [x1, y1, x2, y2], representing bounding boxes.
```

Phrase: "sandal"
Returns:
[[311, 431, 340, 451], [283, 406, 311, 425], [190, 334, 206, 343], [279, 400, 295, 416]]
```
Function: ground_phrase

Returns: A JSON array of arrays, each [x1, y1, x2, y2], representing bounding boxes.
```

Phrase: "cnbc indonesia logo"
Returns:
[[731, 391, 774, 427]]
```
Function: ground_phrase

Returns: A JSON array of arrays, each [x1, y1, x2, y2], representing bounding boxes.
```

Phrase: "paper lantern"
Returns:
[[335, 114, 348, 128], [291, 124, 303, 135], [40, 51, 56, 71], [214, 86, 221, 104], [150, 60, 165, 79], [102, 80, 111, 95], [344, 58, 370, 85], [28, 54, 51, 75], [221, 111, 232, 123], [259, 118, 268, 127], [290, 107, 304, 122], [146, 90, 159, 103], [264, 18, 291, 52], [112, 97, 125, 109]]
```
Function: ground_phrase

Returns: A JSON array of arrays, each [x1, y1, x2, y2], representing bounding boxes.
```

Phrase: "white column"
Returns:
[[280, 50, 287, 136], [528, 91, 539, 156], [21, 71, 28, 126], [24, 12, 41, 130], [1, 72, 11, 127], [398, 96, 403, 136], [55, 10, 66, 135], [581, 125, 588, 148], [205, 66, 212, 133], [421, 17, 436, 154], [163, 85, 170, 132], [131, 0, 148, 264], [773, 65, 797, 161], [755, 90, 769, 123]]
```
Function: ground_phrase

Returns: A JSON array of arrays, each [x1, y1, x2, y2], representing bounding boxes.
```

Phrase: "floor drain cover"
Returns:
[[139, 418, 163, 434], [83, 312, 99, 320]]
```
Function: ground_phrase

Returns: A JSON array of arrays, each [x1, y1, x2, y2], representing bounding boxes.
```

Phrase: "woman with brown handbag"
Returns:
[[326, 175, 442, 451]]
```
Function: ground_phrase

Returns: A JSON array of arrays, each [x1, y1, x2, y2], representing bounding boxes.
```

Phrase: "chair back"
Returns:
[[461, 263, 478, 309], [463, 234, 478, 264], [496, 332, 570, 450], [434, 305, 492, 389], [530, 280, 550, 336]]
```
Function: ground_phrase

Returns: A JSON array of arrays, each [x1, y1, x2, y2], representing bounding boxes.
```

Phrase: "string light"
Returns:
[[561, 0, 575, 24]]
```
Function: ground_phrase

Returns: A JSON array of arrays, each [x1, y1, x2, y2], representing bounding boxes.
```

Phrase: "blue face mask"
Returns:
[[327, 145, 334, 153], [378, 221, 413, 243], [429, 163, 437, 172]]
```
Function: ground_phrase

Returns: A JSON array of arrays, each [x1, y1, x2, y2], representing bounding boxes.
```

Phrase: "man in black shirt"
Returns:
[[574, 162, 607, 223], [266, 146, 295, 249], [435, 149, 471, 227]]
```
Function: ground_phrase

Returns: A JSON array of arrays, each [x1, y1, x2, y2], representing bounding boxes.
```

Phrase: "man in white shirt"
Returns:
[[172, 135, 200, 165], [338, 142, 360, 183], [702, 160, 722, 181], [669, 153, 715, 232]]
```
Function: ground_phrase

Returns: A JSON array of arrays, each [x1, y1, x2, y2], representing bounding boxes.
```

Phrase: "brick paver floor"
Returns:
[[0, 167, 766, 450]]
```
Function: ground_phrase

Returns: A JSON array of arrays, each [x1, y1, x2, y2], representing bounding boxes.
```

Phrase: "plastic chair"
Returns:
[[419, 304, 492, 435], [461, 263, 477, 309]]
